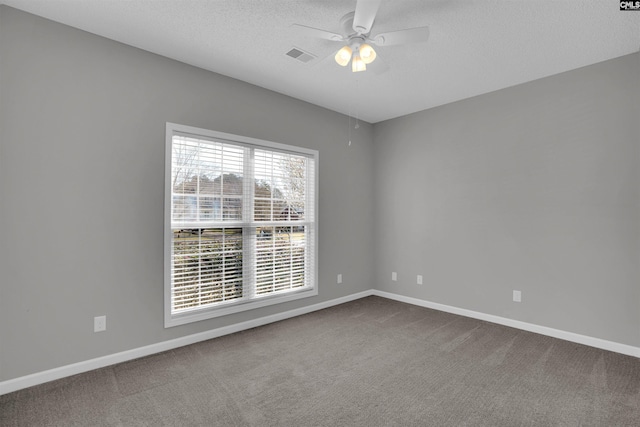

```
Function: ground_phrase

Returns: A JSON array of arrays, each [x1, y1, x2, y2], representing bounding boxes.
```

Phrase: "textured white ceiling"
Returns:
[[2, 0, 639, 123]]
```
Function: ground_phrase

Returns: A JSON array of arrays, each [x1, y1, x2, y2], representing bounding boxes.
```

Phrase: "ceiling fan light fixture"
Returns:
[[359, 43, 376, 64], [351, 53, 366, 72], [293, 1, 431, 75], [335, 45, 353, 66]]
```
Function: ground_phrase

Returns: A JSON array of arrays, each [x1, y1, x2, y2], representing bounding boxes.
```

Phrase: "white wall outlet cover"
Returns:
[[337, 274, 343, 284], [417, 275, 423, 285], [392, 272, 397, 281], [94, 315, 106, 332], [513, 290, 522, 303]]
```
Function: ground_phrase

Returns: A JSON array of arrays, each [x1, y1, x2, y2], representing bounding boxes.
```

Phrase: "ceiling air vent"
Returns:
[[286, 47, 316, 63]]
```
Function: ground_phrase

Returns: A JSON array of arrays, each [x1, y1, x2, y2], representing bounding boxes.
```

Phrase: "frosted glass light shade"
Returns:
[[359, 43, 377, 64], [351, 54, 366, 72], [335, 46, 353, 66]]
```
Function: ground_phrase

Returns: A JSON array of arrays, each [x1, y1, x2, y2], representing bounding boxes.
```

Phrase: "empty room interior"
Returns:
[[1, 0, 639, 425]]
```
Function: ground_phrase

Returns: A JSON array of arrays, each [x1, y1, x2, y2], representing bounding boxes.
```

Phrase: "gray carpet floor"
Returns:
[[1, 296, 639, 426]]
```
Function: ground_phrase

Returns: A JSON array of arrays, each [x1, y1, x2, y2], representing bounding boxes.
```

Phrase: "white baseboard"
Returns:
[[372, 290, 640, 359], [3, 289, 638, 396], [0, 290, 373, 396]]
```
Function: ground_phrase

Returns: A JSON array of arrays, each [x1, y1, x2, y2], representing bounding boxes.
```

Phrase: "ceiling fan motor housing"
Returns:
[[349, 35, 367, 51]]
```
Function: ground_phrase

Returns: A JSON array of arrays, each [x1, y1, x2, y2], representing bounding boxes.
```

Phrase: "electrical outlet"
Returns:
[[94, 315, 106, 332], [513, 290, 522, 303], [337, 274, 342, 284], [392, 272, 397, 281], [417, 275, 423, 285]]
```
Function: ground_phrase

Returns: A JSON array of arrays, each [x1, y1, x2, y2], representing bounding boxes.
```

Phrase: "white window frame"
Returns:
[[164, 122, 318, 327]]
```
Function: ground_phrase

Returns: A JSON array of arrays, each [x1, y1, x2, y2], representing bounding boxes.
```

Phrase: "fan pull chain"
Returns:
[[347, 77, 361, 147]]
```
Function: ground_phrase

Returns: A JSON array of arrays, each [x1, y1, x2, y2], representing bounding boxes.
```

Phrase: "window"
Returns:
[[165, 123, 318, 327]]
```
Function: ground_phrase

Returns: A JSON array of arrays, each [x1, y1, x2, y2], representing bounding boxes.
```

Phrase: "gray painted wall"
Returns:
[[373, 52, 640, 347], [0, 7, 375, 381]]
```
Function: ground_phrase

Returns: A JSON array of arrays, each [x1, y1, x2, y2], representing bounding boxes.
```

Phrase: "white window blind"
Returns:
[[165, 123, 317, 327]]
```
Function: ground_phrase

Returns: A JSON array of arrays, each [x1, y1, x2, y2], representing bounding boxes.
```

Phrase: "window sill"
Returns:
[[164, 286, 318, 328]]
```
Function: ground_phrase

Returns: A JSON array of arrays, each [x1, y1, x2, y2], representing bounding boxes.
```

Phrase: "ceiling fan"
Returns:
[[292, 0, 430, 73]]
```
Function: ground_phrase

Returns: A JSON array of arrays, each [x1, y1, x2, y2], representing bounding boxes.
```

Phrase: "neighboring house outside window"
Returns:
[[165, 123, 318, 327]]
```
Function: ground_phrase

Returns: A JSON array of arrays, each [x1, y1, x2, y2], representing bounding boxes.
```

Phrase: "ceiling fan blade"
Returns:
[[291, 24, 344, 42], [372, 26, 430, 46], [352, 0, 381, 34]]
